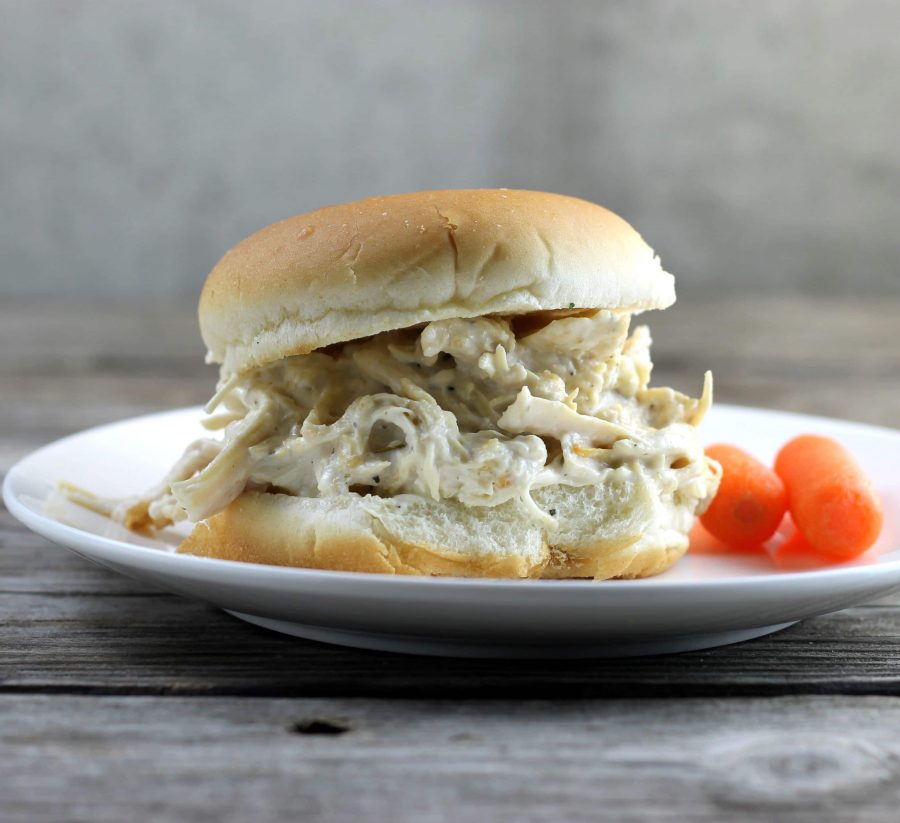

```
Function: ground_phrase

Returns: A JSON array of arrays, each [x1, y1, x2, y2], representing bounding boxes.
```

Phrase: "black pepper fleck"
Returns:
[[549, 508, 557, 516], [568, 302, 575, 309], [373, 475, 380, 483]]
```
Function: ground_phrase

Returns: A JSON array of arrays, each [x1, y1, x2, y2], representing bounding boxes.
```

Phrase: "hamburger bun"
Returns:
[[171, 189, 714, 579], [199, 189, 675, 375], [178, 475, 689, 580]]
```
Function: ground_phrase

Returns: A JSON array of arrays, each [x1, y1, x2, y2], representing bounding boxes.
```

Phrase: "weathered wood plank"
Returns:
[[3, 516, 900, 698], [3, 500, 900, 692], [0, 300, 207, 377], [0, 374, 210, 443], [3, 579, 900, 697], [3, 297, 900, 431], [3, 694, 900, 823], [3, 297, 900, 700]]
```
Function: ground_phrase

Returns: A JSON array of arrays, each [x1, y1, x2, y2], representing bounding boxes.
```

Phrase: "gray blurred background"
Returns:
[[2, 0, 898, 299]]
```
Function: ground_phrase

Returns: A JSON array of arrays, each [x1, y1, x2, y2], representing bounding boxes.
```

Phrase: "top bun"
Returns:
[[199, 189, 676, 374]]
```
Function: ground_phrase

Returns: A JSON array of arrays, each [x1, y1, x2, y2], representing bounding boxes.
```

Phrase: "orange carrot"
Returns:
[[689, 520, 767, 554], [770, 519, 830, 570], [774, 434, 883, 560], [700, 444, 788, 550]]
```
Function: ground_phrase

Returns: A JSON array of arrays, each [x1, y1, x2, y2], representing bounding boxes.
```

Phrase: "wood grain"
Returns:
[[4, 593, 900, 698], [3, 530, 900, 699], [2, 297, 900, 699], [3, 695, 900, 823], [2, 298, 899, 819], [3, 296, 900, 435]]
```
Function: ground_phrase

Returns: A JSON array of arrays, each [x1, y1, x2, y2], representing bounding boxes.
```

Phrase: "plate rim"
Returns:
[[5, 402, 900, 594]]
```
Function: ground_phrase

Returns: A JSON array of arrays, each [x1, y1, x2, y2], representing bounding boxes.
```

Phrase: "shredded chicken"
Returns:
[[89, 309, 718, 531]]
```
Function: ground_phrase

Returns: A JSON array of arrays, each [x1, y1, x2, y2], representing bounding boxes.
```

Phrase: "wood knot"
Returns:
[[289, 718, 351, 736], [708, 735, 896, 810]]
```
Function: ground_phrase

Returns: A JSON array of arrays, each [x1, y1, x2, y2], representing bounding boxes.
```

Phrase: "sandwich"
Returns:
[[67, 189, 721, 579]]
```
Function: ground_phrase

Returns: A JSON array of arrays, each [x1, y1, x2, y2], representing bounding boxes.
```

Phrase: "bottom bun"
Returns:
[[177, 469, 699, 580]]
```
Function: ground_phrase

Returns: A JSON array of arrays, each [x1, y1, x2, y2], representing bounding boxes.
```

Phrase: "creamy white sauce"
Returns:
[[113, 310, 718, 531]]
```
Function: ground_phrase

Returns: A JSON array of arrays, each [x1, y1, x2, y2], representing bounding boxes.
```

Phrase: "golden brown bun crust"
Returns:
[[177, 491, 543, 578], [176, 490, 689, 580], [199, 189, 675, 374]]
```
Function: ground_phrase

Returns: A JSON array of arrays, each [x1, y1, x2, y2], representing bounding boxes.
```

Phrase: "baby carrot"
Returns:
[[770, 529, 827, 571], [689, 520, 772, 554], [700, 444, 788, 550], [774, 434, 883, 560], [688, 520, 733, 554], [769, 516, 830, 570]]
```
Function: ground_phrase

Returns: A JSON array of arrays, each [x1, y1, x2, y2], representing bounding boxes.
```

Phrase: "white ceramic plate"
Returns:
[[5, 405, 900, 658]]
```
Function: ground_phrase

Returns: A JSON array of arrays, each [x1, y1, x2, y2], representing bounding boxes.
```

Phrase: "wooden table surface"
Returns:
[[3, 296, 900, 822]]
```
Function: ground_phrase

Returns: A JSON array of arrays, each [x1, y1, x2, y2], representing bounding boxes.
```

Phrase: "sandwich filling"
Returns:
[[84, 309, 720, 535]]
